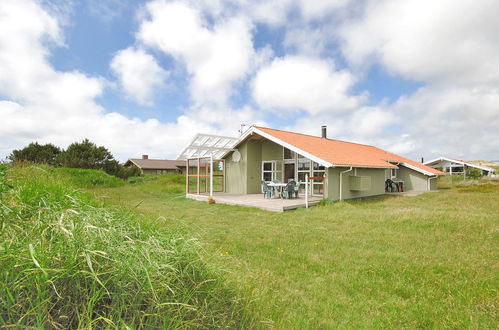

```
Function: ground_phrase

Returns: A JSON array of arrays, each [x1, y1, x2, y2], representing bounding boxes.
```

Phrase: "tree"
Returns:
[[8, 142, 61, 165], [57, 139, 116, 170]]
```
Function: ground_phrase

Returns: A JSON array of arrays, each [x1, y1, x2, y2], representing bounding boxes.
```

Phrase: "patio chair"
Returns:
[[282, 181, 296, 199], [385, 179, 396, 192], [261, 180, 274, 199], [293, 180, 301, 198]]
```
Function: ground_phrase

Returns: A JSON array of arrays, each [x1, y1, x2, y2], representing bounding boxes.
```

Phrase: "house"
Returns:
[[124, 155, 186, 175], [424, 157, 496, 177], [183, 126, 445, 203]]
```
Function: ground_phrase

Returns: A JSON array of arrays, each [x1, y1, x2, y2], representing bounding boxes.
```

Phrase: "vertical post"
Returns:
[[185, 159, 189, 195], [305, 173, 309, 208], [222, 160, 226, 192], [210, 155, 213, 197], [197, 158, 200, 195]]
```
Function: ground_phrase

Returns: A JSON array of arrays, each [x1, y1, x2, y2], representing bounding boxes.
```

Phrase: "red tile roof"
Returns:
[[254, 126, 444, 175]]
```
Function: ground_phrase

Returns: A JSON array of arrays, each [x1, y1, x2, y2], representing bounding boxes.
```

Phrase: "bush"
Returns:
[[466, 167, 482, 179], [8, 142, 61, 165], [0, 165, 250, 328], [9, 140, 142, 180]]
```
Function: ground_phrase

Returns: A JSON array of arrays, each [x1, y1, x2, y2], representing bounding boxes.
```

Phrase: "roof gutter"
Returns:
[[339, 166, 353, 201]]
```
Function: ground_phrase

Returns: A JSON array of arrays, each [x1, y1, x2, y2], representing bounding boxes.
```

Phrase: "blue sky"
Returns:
[[1, 0, 498, 161]]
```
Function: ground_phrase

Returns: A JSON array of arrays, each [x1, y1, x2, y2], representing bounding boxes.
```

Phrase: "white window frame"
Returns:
[[311, 162, 325, 196]]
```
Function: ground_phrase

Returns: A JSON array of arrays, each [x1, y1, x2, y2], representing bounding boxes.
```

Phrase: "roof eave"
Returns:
[[402, 162, 440, 176]]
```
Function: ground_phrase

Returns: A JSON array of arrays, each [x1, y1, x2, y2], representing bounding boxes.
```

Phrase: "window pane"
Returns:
[[313, 171, 325, 178], [263, 162, 272, 171], [298, 172, 307, 182], [298, 159, 310, 170], [263, 172, 272, 181], [313, 184, 323, 195], [213, 176, 223, 192], [284, 148, 295, 159], [188, 176, 197, 193], [313, 162, 325, 171]]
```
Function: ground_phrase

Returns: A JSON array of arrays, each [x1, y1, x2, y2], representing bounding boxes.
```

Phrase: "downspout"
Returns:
[[427, 176, 438, 190], [339, 166, 353, 201]]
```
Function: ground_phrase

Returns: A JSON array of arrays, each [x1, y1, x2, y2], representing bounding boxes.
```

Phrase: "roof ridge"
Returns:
[[253, 126, 378, 149]]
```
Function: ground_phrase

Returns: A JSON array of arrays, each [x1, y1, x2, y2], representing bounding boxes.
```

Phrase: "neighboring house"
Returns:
[[424, 157, 496, 177], [185, 126, 444, 201], [124, 155, 186, 175]]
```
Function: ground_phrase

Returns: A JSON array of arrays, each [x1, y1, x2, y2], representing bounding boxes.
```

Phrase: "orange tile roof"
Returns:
[[254, 126, 444, 175]]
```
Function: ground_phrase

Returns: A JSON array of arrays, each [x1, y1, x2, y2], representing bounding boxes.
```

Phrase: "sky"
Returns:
[[1, 0, 498, 162]]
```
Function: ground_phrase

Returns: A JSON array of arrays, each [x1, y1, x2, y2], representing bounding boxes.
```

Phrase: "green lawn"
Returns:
[[91, 175, 499, 328]]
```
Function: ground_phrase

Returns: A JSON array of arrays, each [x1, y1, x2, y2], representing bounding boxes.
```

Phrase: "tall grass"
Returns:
[[54, 167, 125, 188], [0, 165, 250, 328]]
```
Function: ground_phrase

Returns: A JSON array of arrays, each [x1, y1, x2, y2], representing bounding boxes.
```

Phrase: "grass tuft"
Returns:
[[0, 165, 251, 328]]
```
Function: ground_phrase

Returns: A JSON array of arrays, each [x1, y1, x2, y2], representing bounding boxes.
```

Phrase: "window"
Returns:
[[311, 162, 325, 196], [391, 168, 397, 178], [262, 161, 275, 182], [284, 147, 295, 160], [298, 159, 311, 171]]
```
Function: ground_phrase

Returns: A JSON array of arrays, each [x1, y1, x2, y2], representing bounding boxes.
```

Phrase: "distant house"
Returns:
[[424, 157, 496, 177], [124, 155, 186, 175]]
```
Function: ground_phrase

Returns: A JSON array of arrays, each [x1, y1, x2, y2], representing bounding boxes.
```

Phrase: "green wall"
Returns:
[[224, 142, 248, 194], [224, 139, 283, 194], [261, 140, 283, 161], [397, 165, 434, 191], [246, 140, 263, 193], [327, 167, 386, 201]]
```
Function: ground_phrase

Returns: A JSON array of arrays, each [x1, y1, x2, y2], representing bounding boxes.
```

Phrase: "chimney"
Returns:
[[321, 126, 327, 138], [142, 154, 149, 160], [421, 157, 424, 163]]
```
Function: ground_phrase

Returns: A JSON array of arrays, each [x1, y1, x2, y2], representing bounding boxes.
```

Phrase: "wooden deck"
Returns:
[[186, 193, 322, 212]]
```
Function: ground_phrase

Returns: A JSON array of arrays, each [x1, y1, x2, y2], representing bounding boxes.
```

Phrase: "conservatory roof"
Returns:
[[177, 133, 238, 160]]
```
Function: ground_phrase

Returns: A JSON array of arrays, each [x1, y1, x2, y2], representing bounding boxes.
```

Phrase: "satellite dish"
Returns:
[[232, 150, 241, 162]]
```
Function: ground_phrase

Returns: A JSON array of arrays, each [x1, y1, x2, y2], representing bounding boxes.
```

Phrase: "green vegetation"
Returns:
[[54, 167, 126, 188], [8, 139, 142, 179], [2, 166, 497, 328], [92, 174, 499, 329], [0, 165, 250, 328], [8, 142, 61, 165]]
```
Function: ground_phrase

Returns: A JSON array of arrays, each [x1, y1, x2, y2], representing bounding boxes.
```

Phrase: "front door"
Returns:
[[284, 163, 295, 183]]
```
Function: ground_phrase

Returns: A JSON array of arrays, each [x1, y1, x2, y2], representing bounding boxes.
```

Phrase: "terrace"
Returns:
[[186, 193, 322, 212]]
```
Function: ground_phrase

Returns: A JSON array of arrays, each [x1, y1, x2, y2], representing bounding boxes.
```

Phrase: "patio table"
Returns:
[[267, 182, 287, 198]]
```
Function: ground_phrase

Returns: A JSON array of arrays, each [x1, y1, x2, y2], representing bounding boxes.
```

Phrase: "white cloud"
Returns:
[[252, 56, 366, 114], [111, 47, 168, 106], [339, 0, 499, 85], [137, 0, 255, 105], [0, 0, 244, 161], [297, 0, 351, 20], [387, 86, 499, 158]]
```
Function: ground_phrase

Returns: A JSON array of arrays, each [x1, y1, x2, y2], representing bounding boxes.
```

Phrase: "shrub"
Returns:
[[466, 167, 482, 179], [8, 142, 61, 165]]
